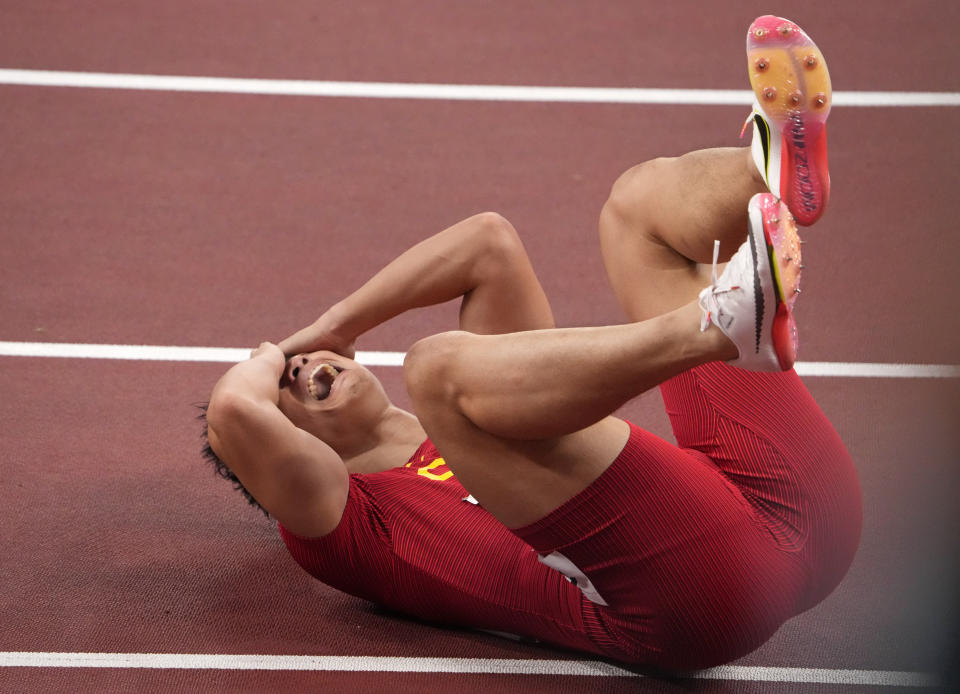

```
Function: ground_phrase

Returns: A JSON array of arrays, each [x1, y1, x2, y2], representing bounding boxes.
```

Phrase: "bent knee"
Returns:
[[599, 158, 674, 251], [604, 158, 674, 216], [403, 331, 472, 408], [466, 211, 530, 276]]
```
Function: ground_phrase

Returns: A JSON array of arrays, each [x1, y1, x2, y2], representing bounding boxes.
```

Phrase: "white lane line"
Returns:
[[0, 652, 941, 686], [795, 362, 960, 379], [1, 69, 958, 106], [0, 341, 958, 378], [0, 341, 404, 366]]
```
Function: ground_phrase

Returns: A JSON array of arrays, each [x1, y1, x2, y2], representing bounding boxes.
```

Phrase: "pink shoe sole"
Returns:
[[753, 193, 802, 369], [747, 15, 831, 226]]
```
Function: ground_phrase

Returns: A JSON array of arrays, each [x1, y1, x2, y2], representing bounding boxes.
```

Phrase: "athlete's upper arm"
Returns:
[[206, 393, 349, 537]]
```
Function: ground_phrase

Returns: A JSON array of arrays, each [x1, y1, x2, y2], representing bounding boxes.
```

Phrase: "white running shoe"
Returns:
[[742, 15, 831, 227], [698, 193, 802, 372]]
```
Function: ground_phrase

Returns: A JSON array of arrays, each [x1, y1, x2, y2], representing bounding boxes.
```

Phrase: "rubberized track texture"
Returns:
[[1, 2, 959, 692]]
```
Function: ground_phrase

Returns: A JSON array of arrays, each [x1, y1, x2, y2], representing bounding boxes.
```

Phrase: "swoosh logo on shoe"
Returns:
[[747, 226, 764, 353], [754, 113, 771, 179]]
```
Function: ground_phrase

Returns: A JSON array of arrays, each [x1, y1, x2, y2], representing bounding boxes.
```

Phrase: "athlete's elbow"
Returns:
[[206, 389, 257, 438]]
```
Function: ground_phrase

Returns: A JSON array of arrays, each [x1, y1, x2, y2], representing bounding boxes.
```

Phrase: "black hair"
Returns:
[[196, 403, 270, 517]]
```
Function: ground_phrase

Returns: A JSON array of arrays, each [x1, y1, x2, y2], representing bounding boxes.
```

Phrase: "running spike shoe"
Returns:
[[698, 193, 802, 372], [742, 15, 831, 226]]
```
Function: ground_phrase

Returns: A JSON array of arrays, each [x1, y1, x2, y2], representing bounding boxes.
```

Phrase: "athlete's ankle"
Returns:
[[705, 322, 740, 362], [743, 145, 767, 192], [676, 301, 739, 363]]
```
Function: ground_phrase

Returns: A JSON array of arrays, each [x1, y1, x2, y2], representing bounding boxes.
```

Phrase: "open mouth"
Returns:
[[306, 363, 343, 400]]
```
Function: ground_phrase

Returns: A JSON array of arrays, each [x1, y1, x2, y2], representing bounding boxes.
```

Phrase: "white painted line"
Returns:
[[701, 664, 940, 687], [0, 341, 405, 366], [1, 69, 957, 106], [0, 341, 957, 378], [0, 652, 941, 686], [794, 361, 960, 379], [0, 341, 249, 363]]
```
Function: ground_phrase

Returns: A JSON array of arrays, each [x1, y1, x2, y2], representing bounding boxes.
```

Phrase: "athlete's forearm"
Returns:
[[281, 213, 507, 356], [328, 222, 492, 339]]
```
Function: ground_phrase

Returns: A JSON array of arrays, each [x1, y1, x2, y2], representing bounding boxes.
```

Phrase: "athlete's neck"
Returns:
[[342, 406, 426, 474]]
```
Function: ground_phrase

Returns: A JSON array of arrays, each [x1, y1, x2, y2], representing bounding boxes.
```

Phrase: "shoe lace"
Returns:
[[739, 110, 757, 139], [698, 240, 741, 332]]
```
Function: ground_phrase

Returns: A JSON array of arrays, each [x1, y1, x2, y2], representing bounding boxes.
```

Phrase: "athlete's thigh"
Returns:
[[386, 493, 603, 656], [660, 361, 861, 568], [509, 420, 805, 669], [423, 415, 804, 669], [599, 147, 764, 322], [414, 396, 630, 530]]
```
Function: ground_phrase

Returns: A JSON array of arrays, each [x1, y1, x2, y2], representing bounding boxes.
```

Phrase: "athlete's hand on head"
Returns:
[[277, 308, 357, 360], [249, 341, 286, 368]]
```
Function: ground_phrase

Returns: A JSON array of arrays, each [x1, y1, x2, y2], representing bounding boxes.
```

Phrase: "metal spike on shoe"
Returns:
[[744, 15, 832, 226]]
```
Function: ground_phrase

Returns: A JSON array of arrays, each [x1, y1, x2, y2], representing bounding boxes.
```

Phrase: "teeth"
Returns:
[[317, 364, 338, 379], [307, 363, 339, 400]]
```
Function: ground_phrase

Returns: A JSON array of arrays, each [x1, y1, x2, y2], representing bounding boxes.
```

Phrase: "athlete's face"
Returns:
[[278, 350, 390, 451]]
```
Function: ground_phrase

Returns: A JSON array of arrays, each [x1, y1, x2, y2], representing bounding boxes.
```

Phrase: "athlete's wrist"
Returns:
[[312, 302, 360, 357], [250, 341, 285, 370], [248, 342, 286, 401], [324, 301, 362, 343]]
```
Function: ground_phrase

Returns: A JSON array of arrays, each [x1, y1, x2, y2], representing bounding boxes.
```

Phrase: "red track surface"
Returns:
[[2, 2, 958, 692]]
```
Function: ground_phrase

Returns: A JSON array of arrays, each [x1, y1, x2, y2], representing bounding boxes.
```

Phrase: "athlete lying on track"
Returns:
[[202, 16, 860, 671]]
